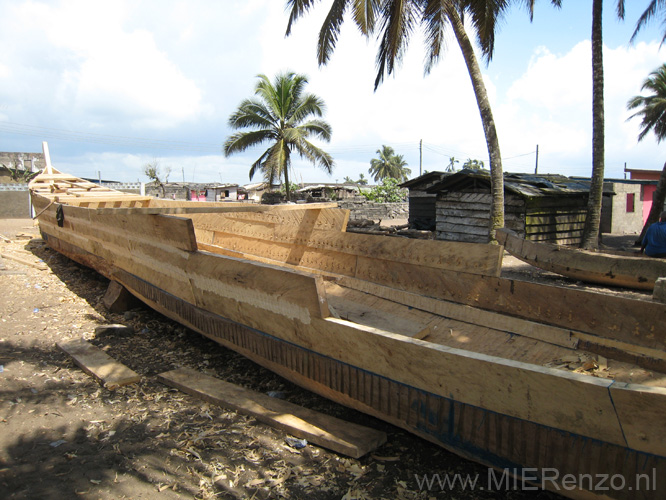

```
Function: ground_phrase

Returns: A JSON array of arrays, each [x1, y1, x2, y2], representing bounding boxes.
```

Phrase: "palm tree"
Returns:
[[631, 0, 666, 44], [462, 158, 485, 170], [580, 0, 611, 249], [446, 156, 459, 172], [627, 63, 666, 244], [223, 72, 334, 202], [369, 145, 411, 182], [285, 0, 559, 242]]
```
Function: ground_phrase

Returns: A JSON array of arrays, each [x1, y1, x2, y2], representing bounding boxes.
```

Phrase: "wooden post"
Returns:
[[654, 277, 666, 303], [102, 280, 140, 313]]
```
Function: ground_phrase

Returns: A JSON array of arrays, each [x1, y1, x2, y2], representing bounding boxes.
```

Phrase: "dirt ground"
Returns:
[[1, 217, 640, 500]]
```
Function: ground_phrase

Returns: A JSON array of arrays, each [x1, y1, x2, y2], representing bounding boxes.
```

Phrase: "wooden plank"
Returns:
[[609, 382, 666, 456], [498, 228, 666, 290], [281, 316, 628, 449], [186, 250, 330, 326], [86, 211, 198, 253], [0, 252, 47, 270], [59, 195, 153, 203], [195, 218, 502, 277], [158, 367, 387, 458], [57, 338, 140, 389], [91, 202, 339, 216], [334, 275, 580, 349]]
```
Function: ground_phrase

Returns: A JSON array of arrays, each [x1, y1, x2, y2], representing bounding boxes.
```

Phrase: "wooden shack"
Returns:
[[426, 170, 593, 244], [400, 172, 451, 230]]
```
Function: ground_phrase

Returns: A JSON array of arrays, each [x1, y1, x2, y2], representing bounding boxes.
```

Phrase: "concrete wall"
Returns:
[[337, 198, 408, 221], [0, 189, 31, 218], [607, 183, 644, 234]]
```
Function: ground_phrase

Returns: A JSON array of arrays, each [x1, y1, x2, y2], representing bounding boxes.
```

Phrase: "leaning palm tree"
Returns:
[[627, 63, 666, 245], [285, 0, 560, 241], [224, 72, 334, 202], [369, 145, 411, 182]]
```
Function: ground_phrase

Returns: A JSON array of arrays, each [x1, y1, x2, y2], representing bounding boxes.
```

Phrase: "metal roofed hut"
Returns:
[[426, 169, 594, 244]]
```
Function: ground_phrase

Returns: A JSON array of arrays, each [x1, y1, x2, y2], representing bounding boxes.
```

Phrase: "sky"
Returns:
[[0, 0, 664, 186]]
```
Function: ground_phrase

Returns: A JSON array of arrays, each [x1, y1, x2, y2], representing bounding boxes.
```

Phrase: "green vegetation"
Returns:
[[362, 178, 406, 203]]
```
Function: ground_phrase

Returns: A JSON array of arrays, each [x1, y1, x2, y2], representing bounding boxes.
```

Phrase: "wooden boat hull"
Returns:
[[497, 228, 666, 291], [39, 231, 666, 500], [29, 166, 666, 500]]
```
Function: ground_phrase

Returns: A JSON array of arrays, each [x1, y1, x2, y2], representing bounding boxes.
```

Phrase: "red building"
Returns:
[[624, 167, 661, 224]]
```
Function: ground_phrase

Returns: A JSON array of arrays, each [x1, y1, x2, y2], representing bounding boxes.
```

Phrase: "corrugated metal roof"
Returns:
[[425, 169, 602, 198]]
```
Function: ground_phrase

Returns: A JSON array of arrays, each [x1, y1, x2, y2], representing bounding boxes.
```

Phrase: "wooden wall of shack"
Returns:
[[425, 171, 590, 245], [400, 172, 449, 231]]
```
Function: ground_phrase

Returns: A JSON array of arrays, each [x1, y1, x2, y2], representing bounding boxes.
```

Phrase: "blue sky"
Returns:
[[0, 1, 663, 185]]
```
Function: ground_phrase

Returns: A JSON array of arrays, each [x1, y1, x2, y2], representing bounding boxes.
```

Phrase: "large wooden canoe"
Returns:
[[29, 161, 666, 499], [497, 227, 666, 291]]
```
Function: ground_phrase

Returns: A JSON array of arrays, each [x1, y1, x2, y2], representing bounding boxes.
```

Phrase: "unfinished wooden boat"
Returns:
[[497, 227, 666, 291], [29, 159, 666, 499]]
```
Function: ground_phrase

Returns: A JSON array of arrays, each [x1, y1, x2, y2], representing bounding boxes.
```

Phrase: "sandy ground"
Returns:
[[0, 217, 618, 500]]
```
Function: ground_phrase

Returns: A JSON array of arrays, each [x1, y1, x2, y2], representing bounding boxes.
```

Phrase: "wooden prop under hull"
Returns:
[[497, 228, 666, 291]]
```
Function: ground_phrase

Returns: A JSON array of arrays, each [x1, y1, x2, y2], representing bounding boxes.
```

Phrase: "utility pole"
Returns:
[[534, 144, 539, 174], [182, 166, 185, 183], [419, 139, 423, 176]]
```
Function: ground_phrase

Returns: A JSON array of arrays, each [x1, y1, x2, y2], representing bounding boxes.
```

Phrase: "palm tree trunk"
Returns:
[[636, 161, 666, 245], [445, 6, 504, 243], [581, 0, 605, 250], [283, 162, 291, 202]]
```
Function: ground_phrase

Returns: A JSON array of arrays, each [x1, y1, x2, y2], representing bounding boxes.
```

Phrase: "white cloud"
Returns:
[[1, 0, 202, 130], [497, 40, 664, 176]]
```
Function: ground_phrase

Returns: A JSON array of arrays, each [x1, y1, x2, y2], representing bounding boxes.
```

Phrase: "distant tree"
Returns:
[[143, 160, 171, 198], [446, 157, 459, 172], [462, 158, 485, 170], [369, 145, 411, 182], [627, 63, 666, 245], [224, 72, 334, 202], [344, 173, 369, 185]]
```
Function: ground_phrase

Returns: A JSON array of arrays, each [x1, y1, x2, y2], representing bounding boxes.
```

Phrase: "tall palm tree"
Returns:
[[224, 72, 334, 201], [446, 156, 459, 172], [369, 145, 411, 182], [286, 0, 558, 241], [627, 63, 666, 244], [579, 0, 630, 249]]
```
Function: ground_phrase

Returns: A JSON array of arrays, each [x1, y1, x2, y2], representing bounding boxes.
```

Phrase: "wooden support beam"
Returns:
[[102, 280, 141, 313], [57, 339, 140, 389], [654, 278, 666, 304], [158, 367, 387, 458]]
